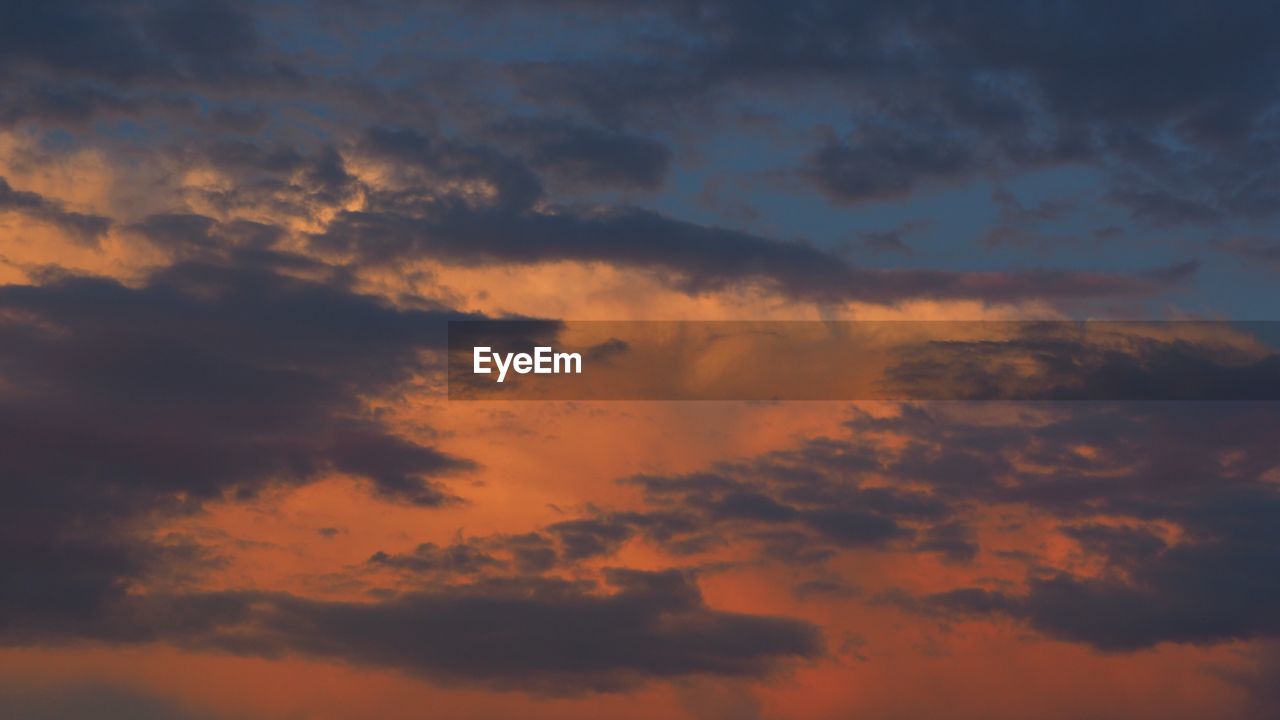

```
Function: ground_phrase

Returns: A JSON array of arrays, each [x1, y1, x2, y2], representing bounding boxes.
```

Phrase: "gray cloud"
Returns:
[[0, 682, 232, 720], [313, 201, 1195, 303], [489, 116, 671, 191], [3, 573, 822, 694], [485, 0, 1280, 226], [0, 176, 111, 243], [0, 254, 479, 650]]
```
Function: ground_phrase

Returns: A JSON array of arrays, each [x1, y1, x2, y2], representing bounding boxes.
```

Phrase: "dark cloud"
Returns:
[[852, 401, 1280, 651], [1215, 237, 1280, 271], [0, 303, 826, 700], [0, 0, 295, 86], [191, 141, 358, 210], [235, 570, 821, 691], [855, 402, 1280, 514], [0, 254, 479, 645], [0, 176, 111, 243], [313, 202, 1195, 303], [547, 517, 637, 560], [857, 223, 919, 258], [710, 491, 797, 523], [1219, 641, 1280, 720], [803, 508, 907, 547], [915, 522, 979, 564], [508, 57, 713, 129], [983, 188, 1077, 248], [0, 681, 228, 720], [479, 397, 1280, 655], [358, 428, 959, 584], [0, 2, 298, 132], [501, 532, 561, 574], [0, 0, 307, 131], [0, 83, 195, 128], [1060, 523, 1167, 568], [4, 573, 822, 693], [130, 212, 220, 251], [365, 511, 707, 580], [6, 1, 1280, 702], [0, 1, 155, 83], [0, 256, 474, 503], [614, 437, 951, 564], [209, 104, 269, 133], [2, 0, 1238, 307], [1105, 185, 1223, 227], [7, 0, 1278, 232], [806, 120, 978, 204], [143, 2, 259, 64], [489, 116, 671, 191], [370, 542, 502, 576], [906, 527, 1280, 652], [792, 579, 860, 601], [6, 271, 1280, 677], [883, 326, 1280, 401], [483, 0, 1280, 225], [362, 126, 544, 212]]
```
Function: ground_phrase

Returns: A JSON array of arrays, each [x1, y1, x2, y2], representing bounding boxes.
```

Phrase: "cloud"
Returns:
[[369, 541, 502, 576], [914, 521, 979, 564], [0, 1, 306, 133], [0, 681, 231, 720], [182, 141, 359, 211], [882, 326, 1280, 401], [313, 202, 1195, 303], [547, 517, 638, 560], [4, 2, 1280, 706], [227, 570, 822, 692], [857, 222, 920, 257], [613, 437, 952, 565], [0, 253, 479, 646], [1217, 640, 1280, 720], [447, 395, 1280, 655], [0, 176, 111, 243], [362, 126, 544, 212], [489, 116, 672, 191], [849, 401, 1280, 651], [7, 0, 1278, 232], [488, 0, 1280, 225], [4, 262, 1279, 682], [0, 0, 295, 86], [903, 525, 1280, 651], [982, 188, 1077, 248], [0, 257, 831, 691], [1059, 522, 1168, 568], [1, 0, 1231, 310], [792, 579, 860, 601], [806, 120, 978, 204], [0, 254, 474, 502], [4, 573, 823, 694], [1215, 237, 1280, 270]]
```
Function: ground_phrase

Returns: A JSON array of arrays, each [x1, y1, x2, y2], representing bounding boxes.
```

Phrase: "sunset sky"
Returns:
[[3, 2, 1280, 718]]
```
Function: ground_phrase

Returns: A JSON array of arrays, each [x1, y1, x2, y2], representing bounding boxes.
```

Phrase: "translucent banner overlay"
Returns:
[[447, 321, 1280, 401]]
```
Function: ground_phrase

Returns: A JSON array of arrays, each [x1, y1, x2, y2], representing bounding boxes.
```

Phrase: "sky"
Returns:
[[2, 1, 1280, 718]]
